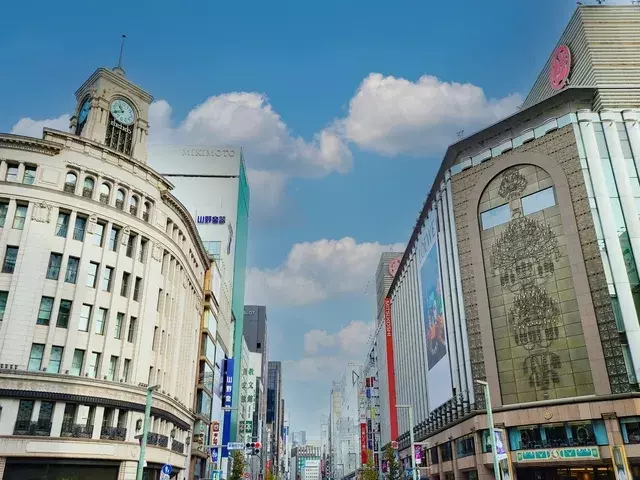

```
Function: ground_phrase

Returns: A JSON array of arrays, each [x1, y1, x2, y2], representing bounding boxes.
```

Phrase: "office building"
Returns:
[[387, 5, 640, 480], [268, 361, 283, 475], [0, 64, 207, 480]]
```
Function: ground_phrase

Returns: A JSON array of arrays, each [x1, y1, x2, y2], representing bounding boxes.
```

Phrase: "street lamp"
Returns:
[[476, 380, 500, 480], [136, 384, 161, 480], [396, 405, 417, 480]]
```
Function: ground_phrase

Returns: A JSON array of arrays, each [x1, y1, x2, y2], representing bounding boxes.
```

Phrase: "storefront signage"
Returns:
[[360, 423, 368, 464], [197, 215, 226, 225], [384, 297, 398, 440], [516, 447, 600, 462]]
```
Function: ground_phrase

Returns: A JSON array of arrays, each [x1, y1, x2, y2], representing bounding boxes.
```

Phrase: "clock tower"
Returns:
[[69, 65, 154, 164]]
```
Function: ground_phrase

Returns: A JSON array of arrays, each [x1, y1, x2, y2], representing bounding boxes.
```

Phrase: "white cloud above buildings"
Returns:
[[9, 72, 521, 215], [245, 237, 404, 306]]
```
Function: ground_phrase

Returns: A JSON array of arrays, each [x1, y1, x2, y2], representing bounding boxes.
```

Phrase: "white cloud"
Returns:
[[245, 237, 404, 306], [337, 73, 523, 156], [149, 92, 352, 178], [11, 114, 70, 138], [304, 320, 374, 356]]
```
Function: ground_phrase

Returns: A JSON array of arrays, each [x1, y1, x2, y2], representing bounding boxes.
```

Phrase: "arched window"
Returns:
[[64, 172, 78, 193], [82, 177, 95, 198], [142, 201, 151, 222], [99, 183, 111, 204], [129, 195, 139, 216], [116, 189, 126, 210]]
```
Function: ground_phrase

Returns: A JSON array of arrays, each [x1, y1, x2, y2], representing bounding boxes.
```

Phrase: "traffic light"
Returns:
[[245, 441, 261, 455]]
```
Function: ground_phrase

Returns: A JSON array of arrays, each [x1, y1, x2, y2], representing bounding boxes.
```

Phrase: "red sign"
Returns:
[[384, 297, 399, 441], [549, 45, 571, 91], [211, 421, 220, 446], [360, 423, 368, 464]]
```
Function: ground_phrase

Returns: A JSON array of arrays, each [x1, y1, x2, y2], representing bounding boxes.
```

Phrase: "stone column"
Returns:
[[92, 407, 105, 440], [0, 457, 7, 480], [50, 402, 66, 437]]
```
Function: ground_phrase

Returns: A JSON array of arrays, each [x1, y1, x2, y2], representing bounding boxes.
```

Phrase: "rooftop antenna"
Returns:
[[114, 34, 127, 75], [457, 130, 464, 140]]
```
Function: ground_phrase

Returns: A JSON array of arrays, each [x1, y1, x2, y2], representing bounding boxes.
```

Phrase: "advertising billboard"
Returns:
[[222, 358, 234, 458], [360, 423, 368, 464], [419, 213, 453, 412]]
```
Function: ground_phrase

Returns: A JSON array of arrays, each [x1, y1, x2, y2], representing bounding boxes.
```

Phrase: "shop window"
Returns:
[[480, 204, 510, 230], [516, 425, 542, 450], [569, 422, 596, 446], [456, 434, 475, 458], [542, 423, 569, 448]]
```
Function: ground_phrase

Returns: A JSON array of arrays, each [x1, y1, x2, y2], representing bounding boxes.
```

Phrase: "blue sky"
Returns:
[[1, 0, 584, 437]]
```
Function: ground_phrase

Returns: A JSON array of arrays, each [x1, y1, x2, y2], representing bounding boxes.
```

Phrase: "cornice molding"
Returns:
[[0, 133, 62, 156], [161, 191, 210, 268], [74, 67, 154, 104]]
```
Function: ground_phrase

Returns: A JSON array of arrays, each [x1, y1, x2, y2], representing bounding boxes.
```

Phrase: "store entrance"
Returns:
[[516, 466, 615, 480]]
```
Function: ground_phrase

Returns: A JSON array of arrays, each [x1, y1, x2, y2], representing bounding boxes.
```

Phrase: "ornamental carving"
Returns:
[[152, 242, 164, 262], [121, 226, 131, 245], [31, 202, 52, 223], [498, 169, 527, 201], [491, 166, 564, 395], [87, 214, 98, 234]]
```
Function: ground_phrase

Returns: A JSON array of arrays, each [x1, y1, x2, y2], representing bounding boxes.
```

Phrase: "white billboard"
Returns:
[[418, 212, 453, 412]]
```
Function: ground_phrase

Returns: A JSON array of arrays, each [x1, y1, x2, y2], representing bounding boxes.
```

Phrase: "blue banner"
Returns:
[[222, 358, 234, 458]]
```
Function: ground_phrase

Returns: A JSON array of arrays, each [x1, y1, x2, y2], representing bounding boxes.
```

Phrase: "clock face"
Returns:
[[78, 99, 91, 124], [110, 99, 135, 125]]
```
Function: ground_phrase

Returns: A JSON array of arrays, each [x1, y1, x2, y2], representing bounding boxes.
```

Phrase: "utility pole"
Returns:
[[477, 380, 501, 480], [136, 385, 160, 480]]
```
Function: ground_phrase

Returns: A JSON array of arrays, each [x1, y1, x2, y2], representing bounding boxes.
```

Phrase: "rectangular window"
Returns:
[[6, 163, 19, 182], [23, 166, 37, 185], [108, 356, 118, 381], [120, 272, 130, 297], [102, 266, 114, 292], [153, 326, 158, 350], [114, 312, 124, 339], [55, 211, 70, 237], [36, 296, 54, 325], [126, 233, 137, 258], [12, 204, 27, 229], [123, 359, 131, 382], [73, 216, 87, 241], [28, 343, 44, 371], [87, 262, 99, 288], [139, 238, 148, 263], [65, 256, 79, 283], [127, 317, 137, 343], [38, 401, 54, 425], [78, 304, 92, 332], [480, 204, 511, 230], [48, 346, 63, 373], [0, 201, 9, 227], [93, 222, 105, 247], [95, 308, 107, 335], [157, 289, 163, 312], [71, 349, 85, 375], [88, 352, 101, 378], [522, 187, 556, 216], [108, 227, 119, 251], [57, 299, 72, 328], [46, 253, 62, 280], [15, 399, 35, 427], [2, 246, 19, 273], [133, 277, 142, 301], [0, 291, 8, 321]]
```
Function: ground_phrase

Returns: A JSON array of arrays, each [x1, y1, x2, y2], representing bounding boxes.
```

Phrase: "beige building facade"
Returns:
[[0, 64, 208, 480]]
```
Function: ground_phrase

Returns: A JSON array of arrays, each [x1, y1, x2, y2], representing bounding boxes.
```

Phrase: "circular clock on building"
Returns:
[[110, 99, 135, 125]]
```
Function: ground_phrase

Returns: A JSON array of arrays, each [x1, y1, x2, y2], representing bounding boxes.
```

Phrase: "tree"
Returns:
[[229, 450, 245, 480], [383, 445, 400, 480], [361, 454, 378, 480], [265, 471, 276, 480]]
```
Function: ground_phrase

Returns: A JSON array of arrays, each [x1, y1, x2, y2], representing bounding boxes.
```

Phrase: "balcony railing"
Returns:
[[115, 200, 124, 210], [63, 182, 76, 193], [129, 205, 138, 215], [99, 194, 109, 204], [82, 188, 93, 198], [142, 212, 149, 222], [61, 422, 94, 438], [100, 425, 127, 441], [13, 419, 52, 436], [145, 432, 169, 448], [171, 439, 185, 454]]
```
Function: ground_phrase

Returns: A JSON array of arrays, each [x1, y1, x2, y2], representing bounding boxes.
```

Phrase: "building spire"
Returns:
[[113, 34, 127, 76]]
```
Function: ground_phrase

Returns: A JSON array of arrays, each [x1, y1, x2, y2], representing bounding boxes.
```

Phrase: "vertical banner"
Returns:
[[222, 358, 234, 458], [360, 423, 368, 464], [414, 445, 422, 466], [419, 213, 453, 412], [611, 445, 632, 480], [384, 297, 399, 440]]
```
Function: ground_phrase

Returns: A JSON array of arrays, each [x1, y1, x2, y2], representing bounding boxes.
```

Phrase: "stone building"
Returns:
[[386, 5, 640, 480], [0, 63, 208, 480]]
